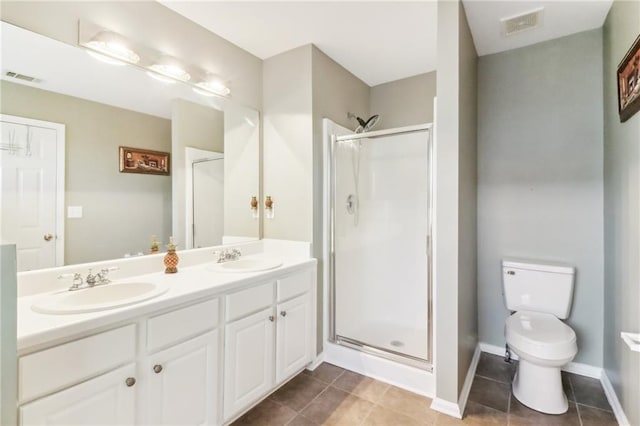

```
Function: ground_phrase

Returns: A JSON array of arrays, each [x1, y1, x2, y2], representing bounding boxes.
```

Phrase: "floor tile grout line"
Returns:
[[474, 373, 513, 385]]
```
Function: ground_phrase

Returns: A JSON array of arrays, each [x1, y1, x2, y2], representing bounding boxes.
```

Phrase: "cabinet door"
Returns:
[[146, 330, 218, 425], [276, 294, 313, 385], [223, 307, 274, 421], [19, 364, 136, 425]]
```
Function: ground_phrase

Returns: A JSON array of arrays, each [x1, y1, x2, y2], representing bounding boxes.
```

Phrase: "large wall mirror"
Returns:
[[0, 22, 260, 271]]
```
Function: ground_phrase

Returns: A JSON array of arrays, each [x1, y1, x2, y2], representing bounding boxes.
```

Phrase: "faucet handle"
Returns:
[[98, 266, 119, 284], [59, 273, 83, 290]]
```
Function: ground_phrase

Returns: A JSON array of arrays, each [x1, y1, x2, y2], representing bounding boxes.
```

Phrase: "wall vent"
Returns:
[[4, 71, 41, 83], [501, 8, 544, 36]]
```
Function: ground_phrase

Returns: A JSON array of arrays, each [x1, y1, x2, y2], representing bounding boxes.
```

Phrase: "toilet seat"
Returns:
[[506, 311, 577, 361]]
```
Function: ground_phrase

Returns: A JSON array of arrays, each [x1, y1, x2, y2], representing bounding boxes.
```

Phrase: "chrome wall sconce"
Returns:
[[78, 20, 231, 98]]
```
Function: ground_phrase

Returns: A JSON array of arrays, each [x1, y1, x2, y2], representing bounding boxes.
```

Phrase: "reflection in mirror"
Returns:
[[0, 22, 259, 271]]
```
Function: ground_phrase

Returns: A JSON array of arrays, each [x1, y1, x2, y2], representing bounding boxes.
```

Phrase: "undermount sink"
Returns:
[[32, 281, 169, 315], [208, 257, 283, 273]]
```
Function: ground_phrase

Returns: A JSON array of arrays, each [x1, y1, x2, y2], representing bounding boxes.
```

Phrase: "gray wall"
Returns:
[[457, 3, 478, 395], [434, 0, 478, 404], [1, 81, 172, 264], [0, 244, 17, 426], [370, 72, 437, 130], [262, 45, 314, 242], [477, 30, 604, 366], [603, 1, 640, 424]]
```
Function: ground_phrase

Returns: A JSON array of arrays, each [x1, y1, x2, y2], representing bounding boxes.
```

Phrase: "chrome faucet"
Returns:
[[214, 248, 242, 263], [59, 267, 119, 291]]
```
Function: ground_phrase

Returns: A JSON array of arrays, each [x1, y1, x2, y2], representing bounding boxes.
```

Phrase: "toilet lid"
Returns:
[[506, 311, 577, 360]]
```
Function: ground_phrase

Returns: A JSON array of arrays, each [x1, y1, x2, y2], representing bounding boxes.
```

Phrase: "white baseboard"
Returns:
[[431, 398, 462, 419], [430, 344, 481, 420], [601, 370, 631, 426], [458, 345, 481, 414], [478, 342, 603, 379], [307, 352, 325, 371], [323, 341, 434, 397]]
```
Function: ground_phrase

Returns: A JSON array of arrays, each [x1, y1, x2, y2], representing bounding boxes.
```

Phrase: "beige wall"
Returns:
[[0, 1, 262, 111], [311, 46, 370, 352], [370, 72, 437, 129], [434, 0, 478, 405], [262, 45, 314, 242], [171, 99, 224, 248], [1, 80, 171, 264], [603, 1, 640, 424]]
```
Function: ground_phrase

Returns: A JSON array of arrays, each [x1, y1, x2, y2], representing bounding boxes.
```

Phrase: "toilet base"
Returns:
[[512, 358, 568, 414]]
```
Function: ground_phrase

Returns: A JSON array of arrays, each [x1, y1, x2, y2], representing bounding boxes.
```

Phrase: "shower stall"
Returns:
[[325, 120, 433, 372]]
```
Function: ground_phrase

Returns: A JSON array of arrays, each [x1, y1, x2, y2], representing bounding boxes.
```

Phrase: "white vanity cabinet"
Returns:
[[145, 330, 218, 425], [18, 298, 222, 426], [17, 260, 317, 426], [144, 298, 220, 425], [223, 268, 315, 422], [20, 363, 137, 425], [18, 325, 138, 425]]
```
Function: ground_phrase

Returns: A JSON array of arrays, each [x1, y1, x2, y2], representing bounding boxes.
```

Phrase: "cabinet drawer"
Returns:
[[19, 324, 136, 403], [277, 270, 312, 302], [147, 298, 219, 352], [226, 282, 274, 322]]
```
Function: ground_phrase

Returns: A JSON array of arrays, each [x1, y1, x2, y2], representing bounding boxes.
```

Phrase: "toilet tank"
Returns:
[[502, 259, 575, 319]]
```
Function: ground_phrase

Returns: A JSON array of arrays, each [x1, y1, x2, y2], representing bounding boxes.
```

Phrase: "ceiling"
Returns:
[[160, 0, 613, 87]]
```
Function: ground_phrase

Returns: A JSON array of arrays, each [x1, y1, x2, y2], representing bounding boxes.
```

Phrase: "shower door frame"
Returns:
[[328, 123, 434, 370]]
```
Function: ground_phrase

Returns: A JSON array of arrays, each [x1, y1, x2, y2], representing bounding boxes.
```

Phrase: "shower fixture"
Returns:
[[347, 113, 380, 133]]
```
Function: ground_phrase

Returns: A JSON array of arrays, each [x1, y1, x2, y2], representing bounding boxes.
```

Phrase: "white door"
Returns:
[[276, 294, 313, 385], [223, 307, 274, 421], [1, 117, 64, 271], [146, 330, 218, 425], [192, 158, 224, 248], [19, 364, 136, 425]]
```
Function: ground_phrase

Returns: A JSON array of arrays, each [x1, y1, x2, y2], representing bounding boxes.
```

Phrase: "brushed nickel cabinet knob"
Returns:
[[125, 377, 136, 387], [153, 364, 163, 374]]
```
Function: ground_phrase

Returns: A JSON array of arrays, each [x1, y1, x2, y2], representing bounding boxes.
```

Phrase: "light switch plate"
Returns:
[[67, 206, 83, 218]]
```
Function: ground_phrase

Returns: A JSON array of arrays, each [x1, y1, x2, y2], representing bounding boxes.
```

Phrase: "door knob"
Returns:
[[280, 311, 287, 317], [44, 233, 53, 241], [153, 364, 163, 374], [268, 315, 275, 322], [125, 377, 136, 387]]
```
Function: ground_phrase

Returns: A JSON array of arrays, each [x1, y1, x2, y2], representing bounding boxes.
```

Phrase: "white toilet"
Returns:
[[502, 259, 578, 414]]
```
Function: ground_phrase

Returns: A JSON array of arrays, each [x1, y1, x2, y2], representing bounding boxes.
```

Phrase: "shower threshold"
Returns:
[[335, 335, 433, 372]]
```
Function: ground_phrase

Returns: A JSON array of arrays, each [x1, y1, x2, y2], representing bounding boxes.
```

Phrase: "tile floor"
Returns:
[[232, 353, 618, 425]]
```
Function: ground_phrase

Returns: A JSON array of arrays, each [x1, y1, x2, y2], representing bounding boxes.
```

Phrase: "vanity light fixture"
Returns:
[[79, 20, 231, 96], [84, 31, 140, 66], [265, 196, 274, 219], [148, 61, 191, 83], [193, 80, 231, 97], [250, 196, 259, 219]]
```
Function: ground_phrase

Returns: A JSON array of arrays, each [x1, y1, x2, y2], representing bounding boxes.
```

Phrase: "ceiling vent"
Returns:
[[4, 71, 41, 83], [501, 8, 544, 36]]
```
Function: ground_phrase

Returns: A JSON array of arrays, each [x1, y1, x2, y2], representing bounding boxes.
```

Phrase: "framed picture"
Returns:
[[119, 146, 170, 176], [617, 34, 640, 122]]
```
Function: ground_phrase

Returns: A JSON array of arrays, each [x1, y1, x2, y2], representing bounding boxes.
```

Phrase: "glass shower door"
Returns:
[[333, 129, 430, 362]]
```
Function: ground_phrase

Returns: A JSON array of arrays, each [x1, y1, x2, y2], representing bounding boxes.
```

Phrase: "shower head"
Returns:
[[348, 113, 380, 133]]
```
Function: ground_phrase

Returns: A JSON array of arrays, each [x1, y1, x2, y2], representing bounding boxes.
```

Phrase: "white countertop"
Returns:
[[16, 240, 315, 354]]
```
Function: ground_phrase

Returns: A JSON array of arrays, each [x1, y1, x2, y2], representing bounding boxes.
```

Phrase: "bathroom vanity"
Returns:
[[14, 241, 317, 425]]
